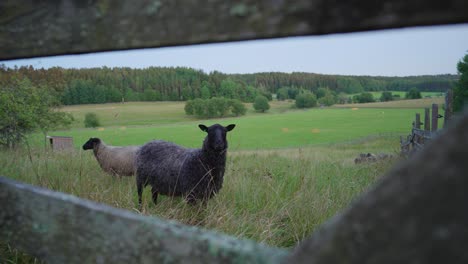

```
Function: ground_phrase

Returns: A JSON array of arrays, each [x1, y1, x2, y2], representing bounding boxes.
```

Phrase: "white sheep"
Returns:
[[82, 137, 140, 177]]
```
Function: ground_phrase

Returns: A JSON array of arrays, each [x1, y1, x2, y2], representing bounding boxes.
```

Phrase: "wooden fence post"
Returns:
[[431, 104, 439, 132], [415, 113, 421, 129], [0, 177, 288, 264], [444, 89, 453, 128], [424, 108, 430, 131]]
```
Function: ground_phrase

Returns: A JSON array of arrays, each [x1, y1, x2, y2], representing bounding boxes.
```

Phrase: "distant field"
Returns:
[[62, 102, 189, 128], [334, 97, 445, 109], [60, 97, 443, 130], [36, 106, 437, 151], [62, 101, 297, 129], [347, 91, 444, 99]]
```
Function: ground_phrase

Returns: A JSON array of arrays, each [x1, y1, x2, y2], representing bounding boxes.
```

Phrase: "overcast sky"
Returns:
[[2, 24, 468, 77]]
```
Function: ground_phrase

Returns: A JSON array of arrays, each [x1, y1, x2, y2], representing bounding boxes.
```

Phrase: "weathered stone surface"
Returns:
[[1, 0, 468, 60], [0, 177, 288, 264], [287, 111, 468, 264]]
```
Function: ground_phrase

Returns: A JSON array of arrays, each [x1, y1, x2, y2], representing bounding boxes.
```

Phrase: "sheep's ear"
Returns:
[[226, 124, 236, 131], [199, 124, 208, 132]]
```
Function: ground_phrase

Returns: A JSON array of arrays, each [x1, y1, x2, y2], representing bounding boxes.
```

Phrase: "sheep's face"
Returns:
[[199, 124, 235, 152], [82, 138, 101, 150]]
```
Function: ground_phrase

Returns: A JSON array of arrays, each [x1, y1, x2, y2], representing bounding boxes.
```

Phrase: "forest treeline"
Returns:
[[0, 65, 458, 105]]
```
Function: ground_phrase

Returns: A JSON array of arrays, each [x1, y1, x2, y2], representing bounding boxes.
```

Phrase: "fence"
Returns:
[[0, 176, 288, 263], [1, 1, 468, 263], [46, 136, 74, 151], [400, 90, 453, 156]]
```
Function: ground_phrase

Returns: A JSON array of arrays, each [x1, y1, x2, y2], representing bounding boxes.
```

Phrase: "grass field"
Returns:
[[335, 96, 445, 109], [36, 98, 444, 150], [40, 108, 420, 150], [63, 101, 190, 128], [0, 136, 399, 251], [2, 98, 444, 261]]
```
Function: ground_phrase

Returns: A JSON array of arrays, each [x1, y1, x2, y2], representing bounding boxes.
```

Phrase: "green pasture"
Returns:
[[63, 102, 190, 128], [36, 106, 443, 151], [335, 96, 445, 109]]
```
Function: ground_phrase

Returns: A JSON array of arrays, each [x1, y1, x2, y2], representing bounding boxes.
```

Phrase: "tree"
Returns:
[[244, 85, 258, 102], [454, 53, 468, 112], [200, 84, 211, 99], [253, 95, 270, 113], [211, 97, 229, 117], [380, 91, 394, 102], [84, 113, 100, 128], [287, 86, 300, 100], [277, 87, 289, 101], [353, 92, 375, 103], [318, 93, 337, 106], [259, 90, 273, 101], [220, 78, 240, 99], [295, 92, 317, 108], [205, 100, 218, 118], [184, 100, 195, 115], [181, 85, 193, 100], [192, 98, 206, 117], [141, 88, 160, 101], [315, 87, 329, 99], [338, 78, 364, 94], [316, 88, 337, 106], [0, 77, 72, 148], [185, 98, 246, 118], [337, 92, 350, 104], [229, 99, 247, 116], [405, 87, 422, 99]]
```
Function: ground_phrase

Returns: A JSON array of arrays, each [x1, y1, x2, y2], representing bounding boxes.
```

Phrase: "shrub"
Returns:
[[192, 98, 206, 117], [405, 88, 422, 99], [211, 97, 229, 117], [229, 99, 247, 116], [0, 77, 72, 148], [184, 100, 195, 115], [276, 87, 289, 101], [380, 91, 394, 102], [253, 95, 270, 113], [353, 92, 375, 103], [295, 93, 317, 108], [185, 98, 247, 118], [84, 113, 100, 128]]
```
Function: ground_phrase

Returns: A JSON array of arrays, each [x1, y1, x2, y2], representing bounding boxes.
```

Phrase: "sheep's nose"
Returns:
[[214, 142, 225, 150]]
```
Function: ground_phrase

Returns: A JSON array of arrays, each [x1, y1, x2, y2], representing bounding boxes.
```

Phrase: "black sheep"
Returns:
[[136, 123, 236, 205]]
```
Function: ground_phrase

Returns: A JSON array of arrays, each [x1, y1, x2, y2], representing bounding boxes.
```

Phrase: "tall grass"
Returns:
[[0, 136, 399, 255]]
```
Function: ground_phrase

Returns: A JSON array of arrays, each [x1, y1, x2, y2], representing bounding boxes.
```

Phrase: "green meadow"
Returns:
[[35, 99, 443, 150], [1, 97, 445, 260]]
